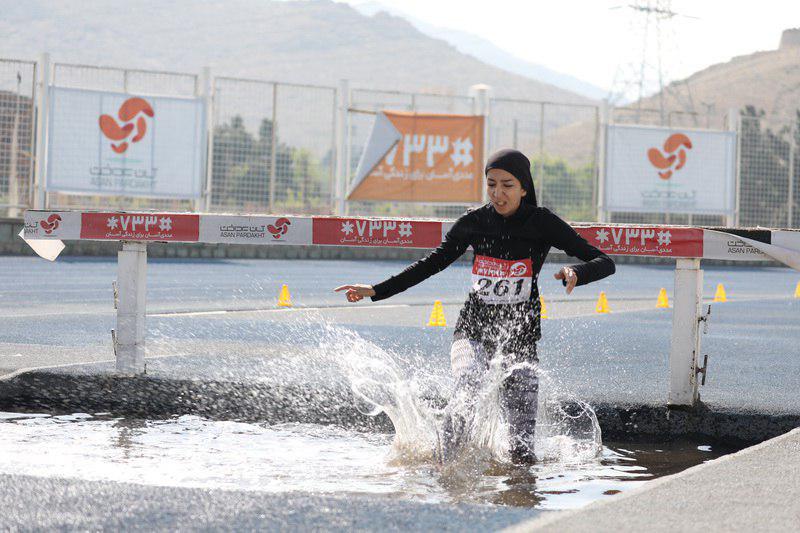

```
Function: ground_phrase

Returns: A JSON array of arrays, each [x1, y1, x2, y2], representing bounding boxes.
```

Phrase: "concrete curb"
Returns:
[[2, 368, 798, 445], [504, 427, 800, 532]]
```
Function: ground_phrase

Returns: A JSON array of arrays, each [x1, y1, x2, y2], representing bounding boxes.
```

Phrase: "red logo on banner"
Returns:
[[98, 97, 154, 154], [267, 217, 292, 240], [312, 218, 443, 248], [40, 214, 62, 234], [80, 213, 199, 241], [575, 226, 703, 257], [647, 133, 692, 180]]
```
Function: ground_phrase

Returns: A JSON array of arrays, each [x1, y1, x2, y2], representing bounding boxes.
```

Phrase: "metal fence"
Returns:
[[489, 98, 599, 222], [5, 54, 800, 231], [210, 77, 336, 215], [738, 114, 798, 229], [0, 59, 36, 218]]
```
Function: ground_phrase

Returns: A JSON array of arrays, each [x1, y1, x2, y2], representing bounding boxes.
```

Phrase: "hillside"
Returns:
[[0, 0, 593, 104], [625, 29, 800, 129]]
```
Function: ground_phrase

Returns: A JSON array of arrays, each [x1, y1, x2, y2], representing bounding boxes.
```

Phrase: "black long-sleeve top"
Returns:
[[370, 203, 615, 344], [372, 203, 615, 300]]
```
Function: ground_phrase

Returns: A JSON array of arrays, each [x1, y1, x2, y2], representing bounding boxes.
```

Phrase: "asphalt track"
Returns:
[[1, 257, 799, 530], [2, 258, 798, 413]]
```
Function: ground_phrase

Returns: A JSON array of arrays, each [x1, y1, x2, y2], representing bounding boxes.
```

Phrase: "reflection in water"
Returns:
[[0, 413, 738, 510]]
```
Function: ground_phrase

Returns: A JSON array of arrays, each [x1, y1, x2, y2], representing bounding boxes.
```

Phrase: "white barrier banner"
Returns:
[[199, 215, 313, 245], [605, 125, 736, 215], [46, 87, 205, 198]]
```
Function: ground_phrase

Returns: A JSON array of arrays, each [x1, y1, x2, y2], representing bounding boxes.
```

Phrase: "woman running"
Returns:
[[335, 148, 615, 464]]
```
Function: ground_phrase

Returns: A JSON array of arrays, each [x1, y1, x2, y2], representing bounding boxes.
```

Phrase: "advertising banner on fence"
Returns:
[[312, 217, 444, 248], [348, 111, 484, 202], [80, 213, 200, 241], [46, 87, 205, 198], [605, 125, 736, 215], [574, 225, 705, 257]]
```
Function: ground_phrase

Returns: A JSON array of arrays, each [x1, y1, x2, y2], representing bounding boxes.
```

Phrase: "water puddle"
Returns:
[[0, 412, 736, 509]]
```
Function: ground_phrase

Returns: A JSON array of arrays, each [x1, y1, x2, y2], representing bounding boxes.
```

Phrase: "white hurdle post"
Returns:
[[114, 241, 148, 374], [668, 258, 704, 407]]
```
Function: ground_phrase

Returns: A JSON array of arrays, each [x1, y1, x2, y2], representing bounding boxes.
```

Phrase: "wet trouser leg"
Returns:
[[440, 338, 488, 461], [500, 360, 539, 464]]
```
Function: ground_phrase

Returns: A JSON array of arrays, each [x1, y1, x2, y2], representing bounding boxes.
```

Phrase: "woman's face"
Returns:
[[487, 168, 527, 217]]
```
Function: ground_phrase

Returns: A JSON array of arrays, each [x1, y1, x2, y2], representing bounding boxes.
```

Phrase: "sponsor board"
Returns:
[[605, 125, 736, 216], [312, 217, 443, 248], [80, 213, 199, 241], [349, 111, 484, 202], [47, 87, 204, 198], [23, 211, 81, 240], [575, 226, 704, 257], [198, 215, 313, 245]]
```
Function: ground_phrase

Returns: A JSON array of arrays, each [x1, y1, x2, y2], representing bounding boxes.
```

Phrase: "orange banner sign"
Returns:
[[348, 111, 484, 202]]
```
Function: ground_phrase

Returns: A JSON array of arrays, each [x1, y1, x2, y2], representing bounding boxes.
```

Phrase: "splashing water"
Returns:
[[317, 324, 602, 469]]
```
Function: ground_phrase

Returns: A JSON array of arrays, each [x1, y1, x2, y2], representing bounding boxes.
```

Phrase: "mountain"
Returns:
[[542, 29, 800, 164], [620, 29, 800, 129], [353, 1, 608, 100], [0, 0, 594, 104]]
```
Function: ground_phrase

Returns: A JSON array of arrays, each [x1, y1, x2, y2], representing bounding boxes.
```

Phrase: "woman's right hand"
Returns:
[[334, 284, 376, 303]]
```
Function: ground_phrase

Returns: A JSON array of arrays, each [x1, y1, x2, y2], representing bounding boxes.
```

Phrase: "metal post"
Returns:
[[597, 99, 609, 222], [538, 102, 546, 205], [788, 126, 795, 228], [197, 67, 213, 213], [512, 119, 518, 150], [33, 53, 50, 210], [334, 79, 349, 215], [115, 241, 147, 375], [727, 107, 741, 227], [8, 71, 22, 218], [329, 88, 337, 214], [269, 82, 278, 214], [469, 84, 491, 205], [668, 258, 703, 407]]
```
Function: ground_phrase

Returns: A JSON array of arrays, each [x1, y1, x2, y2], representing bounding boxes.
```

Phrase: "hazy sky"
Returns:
[[345, 0, 799, 93]]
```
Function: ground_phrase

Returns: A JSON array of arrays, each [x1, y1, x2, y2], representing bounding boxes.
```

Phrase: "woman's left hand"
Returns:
[[554, 267, 578, 295]]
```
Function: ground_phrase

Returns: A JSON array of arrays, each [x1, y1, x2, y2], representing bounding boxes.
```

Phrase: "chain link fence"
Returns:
[[490, 99, 599, 222], [210, 78, 336, 215], [0, 59, 36, 218], [738, 113, 798, 228], [4, 54, 800, 230]]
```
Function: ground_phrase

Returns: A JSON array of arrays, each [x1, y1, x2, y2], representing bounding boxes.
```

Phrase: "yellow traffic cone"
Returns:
[[539, 295, 549, 319], [794, 281, 800, 299], [427, 300, 447, 327], [278, 284, 292, 307], [656, 288, 670, 309], [713, 283, 727, 303], [595, 292, 610, 314]]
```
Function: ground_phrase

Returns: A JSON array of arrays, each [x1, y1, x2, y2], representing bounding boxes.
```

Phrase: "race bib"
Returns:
[[471, 255, 533, 304]]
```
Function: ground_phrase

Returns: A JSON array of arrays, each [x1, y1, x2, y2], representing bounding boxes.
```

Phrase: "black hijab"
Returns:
[[484, 149, 537, 207]]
